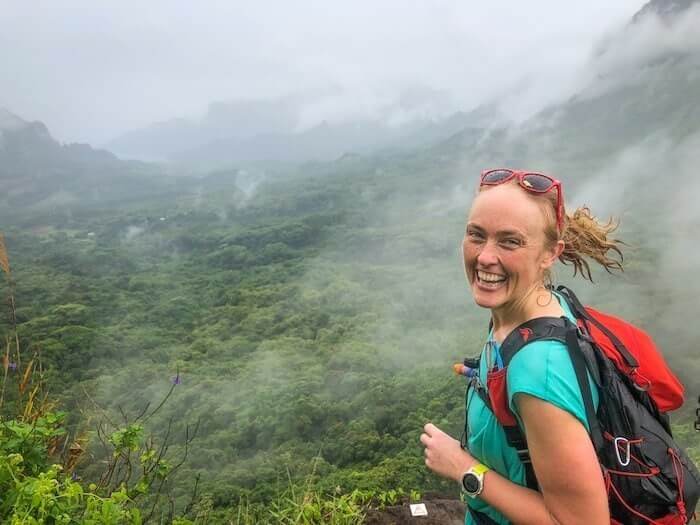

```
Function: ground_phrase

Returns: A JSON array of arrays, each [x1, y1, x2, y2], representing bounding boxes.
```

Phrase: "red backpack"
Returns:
[[461, 285, 699, 525]]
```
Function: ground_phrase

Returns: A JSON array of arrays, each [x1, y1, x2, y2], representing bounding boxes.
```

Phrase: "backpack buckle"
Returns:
[[516, 448, 531, 464], [576, 323, 593, 343], [613, 437, 631, 467]]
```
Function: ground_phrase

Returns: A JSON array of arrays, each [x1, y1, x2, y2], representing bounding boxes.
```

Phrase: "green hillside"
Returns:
[[1, 2, 700, 522], [2, 132, 699, 521]]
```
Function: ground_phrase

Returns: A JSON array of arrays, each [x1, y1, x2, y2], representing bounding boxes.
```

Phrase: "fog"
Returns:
[[3, 1, 699, 512], [1, 0, 643, 144], [579, 2, 700, 99]]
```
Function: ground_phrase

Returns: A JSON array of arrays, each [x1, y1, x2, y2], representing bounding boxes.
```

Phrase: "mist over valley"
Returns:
[[1, 0, 699, 522]]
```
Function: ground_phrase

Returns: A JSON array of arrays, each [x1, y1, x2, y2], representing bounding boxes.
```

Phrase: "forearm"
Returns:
[[421, 423, 601, 524], [474, 467, 558, 525], [448, 450, 561, 525]]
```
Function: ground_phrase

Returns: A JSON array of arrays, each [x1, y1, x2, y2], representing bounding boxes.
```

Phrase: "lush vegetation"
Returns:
[[2, 103, 700, 521], [2, 4, 700, 520]]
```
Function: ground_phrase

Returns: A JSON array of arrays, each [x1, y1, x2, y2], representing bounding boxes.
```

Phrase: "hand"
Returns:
[[420, 423, 475, 482]]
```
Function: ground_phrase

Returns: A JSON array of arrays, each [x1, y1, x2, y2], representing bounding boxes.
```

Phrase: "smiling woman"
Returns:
[[421, 168, 699, 525], [422, 168, 625, 524]]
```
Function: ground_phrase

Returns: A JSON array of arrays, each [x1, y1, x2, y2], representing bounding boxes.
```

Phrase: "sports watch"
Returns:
[[460, 462, 490, 498]]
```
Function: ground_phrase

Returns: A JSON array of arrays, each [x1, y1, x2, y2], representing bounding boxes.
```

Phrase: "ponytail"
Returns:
[[559, 206, 624, 281], [479, 176, 625, 283]]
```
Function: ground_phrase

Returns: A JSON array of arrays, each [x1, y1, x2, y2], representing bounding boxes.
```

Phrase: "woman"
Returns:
[[420, 169, 624, 525]]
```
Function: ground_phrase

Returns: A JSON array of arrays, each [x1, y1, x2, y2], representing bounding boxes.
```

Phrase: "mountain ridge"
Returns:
[[104, 87, 496, 164], [0, 110, 123, 184], [632, 0, 700, 22]]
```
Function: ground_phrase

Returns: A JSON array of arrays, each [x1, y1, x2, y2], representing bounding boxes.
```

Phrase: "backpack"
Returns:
[[462, 285, 700, 525]]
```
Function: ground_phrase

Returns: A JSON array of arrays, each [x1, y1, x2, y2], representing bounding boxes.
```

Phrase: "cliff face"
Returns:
[[0, 109, 160, 215], [0, 111, 63, 177], [0, 108, 120, 181]]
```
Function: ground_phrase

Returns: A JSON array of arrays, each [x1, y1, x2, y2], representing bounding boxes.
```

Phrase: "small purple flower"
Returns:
[[8, 362, 17, 371], [71, 471, 79, 481], [171, 372, 181, 385]]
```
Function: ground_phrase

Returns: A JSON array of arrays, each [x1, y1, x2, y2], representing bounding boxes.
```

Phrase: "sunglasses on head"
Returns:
[[480, 168, 564, 233]]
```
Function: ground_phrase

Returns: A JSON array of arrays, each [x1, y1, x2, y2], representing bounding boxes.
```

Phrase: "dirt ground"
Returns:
[[363, 499, 466, 525]]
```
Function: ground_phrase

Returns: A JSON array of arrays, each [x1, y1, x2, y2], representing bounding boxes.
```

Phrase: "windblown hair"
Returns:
[[479, 177, 624, 282], [559, 207, 624, 281], [531, 180, 625, 282]]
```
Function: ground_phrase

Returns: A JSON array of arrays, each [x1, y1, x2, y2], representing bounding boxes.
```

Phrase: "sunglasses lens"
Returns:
[[522, 173, 554, 192], [481, 169, 513, 184]]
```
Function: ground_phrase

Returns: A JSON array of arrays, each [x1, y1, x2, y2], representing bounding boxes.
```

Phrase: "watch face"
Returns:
[[462, 473, 480, 494]]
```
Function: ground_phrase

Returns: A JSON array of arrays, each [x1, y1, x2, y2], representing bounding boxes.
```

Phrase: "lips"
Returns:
[[475, 269, 507, 289], [476, 270, 506, 282]]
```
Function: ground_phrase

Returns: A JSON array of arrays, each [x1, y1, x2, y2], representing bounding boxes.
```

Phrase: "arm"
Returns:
[[421, 396, 608, 525], [421, 423, 565, 525], [514, 393, 608, 524]]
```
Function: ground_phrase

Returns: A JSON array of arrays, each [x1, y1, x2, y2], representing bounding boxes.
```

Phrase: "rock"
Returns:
[[363, 499, 466, 525]]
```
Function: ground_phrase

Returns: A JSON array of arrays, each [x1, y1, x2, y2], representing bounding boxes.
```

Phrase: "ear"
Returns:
[[541, 240, 565, 270]]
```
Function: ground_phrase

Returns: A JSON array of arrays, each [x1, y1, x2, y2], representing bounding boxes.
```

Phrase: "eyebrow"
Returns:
[[466, 223, 526, 237]]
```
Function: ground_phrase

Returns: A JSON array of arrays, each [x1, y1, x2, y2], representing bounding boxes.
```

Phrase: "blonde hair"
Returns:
[[559, 207, 624, 281], [480, 177, 625, 282]]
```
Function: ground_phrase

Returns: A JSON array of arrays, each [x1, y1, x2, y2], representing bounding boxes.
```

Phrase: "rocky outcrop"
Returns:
[[0, 108, 120, 180], [363, 499, 466, 525]]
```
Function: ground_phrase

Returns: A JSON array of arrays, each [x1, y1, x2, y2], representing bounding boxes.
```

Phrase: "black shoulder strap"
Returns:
[[556, 285, 638, 369], [565, 325, 604, 451], [499, 316, 569, 366], [480, 316, 603, 489], [500, 313, 602, 388], [497, 317, 569, 491], [503, 424, 539, 491]]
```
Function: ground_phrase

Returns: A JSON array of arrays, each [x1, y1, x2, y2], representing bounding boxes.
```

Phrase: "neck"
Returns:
[[490, 285, 562, 342]]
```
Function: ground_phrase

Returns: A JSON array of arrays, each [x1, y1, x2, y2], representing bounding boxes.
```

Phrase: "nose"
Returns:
[[476, 240, 499, 267]]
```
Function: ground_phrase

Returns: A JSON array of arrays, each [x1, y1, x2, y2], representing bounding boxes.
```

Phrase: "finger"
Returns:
[[419, 433, 430, 446], [424, 422, 436, 435], [430, 424, 444, 436]]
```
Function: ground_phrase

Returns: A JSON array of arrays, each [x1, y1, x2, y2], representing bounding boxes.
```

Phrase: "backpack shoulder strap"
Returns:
[[556, 285, 638, 369], [499, 316, 569, 366], [564, 325, 604, 451], [493, 317, 570, 491], [490, 316, 603, 488]]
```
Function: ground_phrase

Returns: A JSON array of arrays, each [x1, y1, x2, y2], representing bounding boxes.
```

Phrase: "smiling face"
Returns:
[[462, 182, 561, 314]]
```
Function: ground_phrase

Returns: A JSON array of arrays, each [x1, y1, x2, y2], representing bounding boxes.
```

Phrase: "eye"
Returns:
[[466, 229, 484, 242], [500, 238, 522, 248]]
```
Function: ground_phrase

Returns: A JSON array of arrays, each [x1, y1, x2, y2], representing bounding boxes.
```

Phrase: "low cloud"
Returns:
[[124, 225, 145, 241], [577, 4, 700, 100], [0, 0, 641, 144]]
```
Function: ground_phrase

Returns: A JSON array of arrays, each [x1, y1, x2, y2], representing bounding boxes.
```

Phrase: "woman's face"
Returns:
[[462, 183, 559, 313]]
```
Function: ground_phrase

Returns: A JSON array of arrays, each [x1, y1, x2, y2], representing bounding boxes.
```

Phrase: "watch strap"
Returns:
[[470, 462, 490, 476], [461, 462, 490, 498]]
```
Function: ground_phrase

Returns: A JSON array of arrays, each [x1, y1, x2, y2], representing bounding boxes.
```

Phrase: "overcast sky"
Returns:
[[0, 0, 645, 144]]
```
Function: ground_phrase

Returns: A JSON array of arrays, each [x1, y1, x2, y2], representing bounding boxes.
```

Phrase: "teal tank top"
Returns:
[[464, 292, 599, 525]]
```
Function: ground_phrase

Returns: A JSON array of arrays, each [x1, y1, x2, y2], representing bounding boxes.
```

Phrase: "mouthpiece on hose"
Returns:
[[453, 363, 478, 378]]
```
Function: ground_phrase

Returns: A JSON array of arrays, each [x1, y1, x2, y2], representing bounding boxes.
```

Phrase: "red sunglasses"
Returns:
[[480, 168, 564, 233]]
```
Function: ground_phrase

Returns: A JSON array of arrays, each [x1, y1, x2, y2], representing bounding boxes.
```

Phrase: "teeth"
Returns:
[[477, 270, 506, 283]]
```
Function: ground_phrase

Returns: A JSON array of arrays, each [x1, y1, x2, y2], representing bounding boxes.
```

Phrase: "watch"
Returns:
[[460, 462, 490, 498]]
